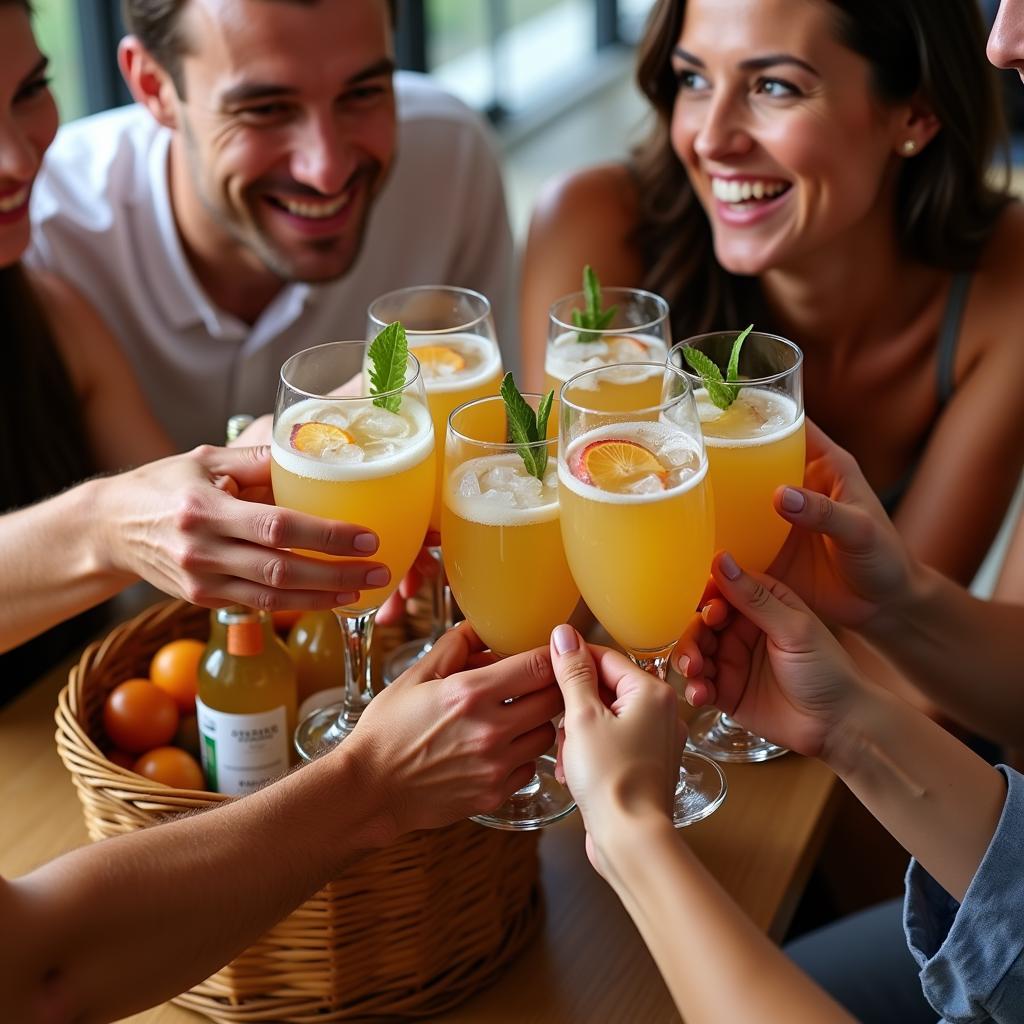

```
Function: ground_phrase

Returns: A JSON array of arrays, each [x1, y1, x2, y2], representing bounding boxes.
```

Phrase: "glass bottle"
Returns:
[[287, 611, 347, 722], [196, 607, 298, 795]]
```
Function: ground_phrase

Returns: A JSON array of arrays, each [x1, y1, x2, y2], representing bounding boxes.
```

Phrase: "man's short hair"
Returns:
[[122, 0, 398, 95]]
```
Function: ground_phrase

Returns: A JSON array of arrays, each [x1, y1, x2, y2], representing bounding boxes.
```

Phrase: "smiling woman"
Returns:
[[521, 0, 1024, 594]]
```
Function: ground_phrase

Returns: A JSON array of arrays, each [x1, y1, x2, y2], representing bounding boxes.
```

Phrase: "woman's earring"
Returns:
[[901, 139, 918, 156]]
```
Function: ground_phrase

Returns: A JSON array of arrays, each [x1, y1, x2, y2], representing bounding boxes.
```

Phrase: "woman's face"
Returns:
[[669, 0, 911, 276], [0, 5, 58, 269]]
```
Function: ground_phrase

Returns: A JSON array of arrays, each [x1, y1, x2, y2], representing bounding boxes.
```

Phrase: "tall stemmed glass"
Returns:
[[443, 393, 579, 829], [367, 287, 503, 683], [271, 341, 435, 760], [558, 362, 727, 826], [545, 286, 671, 414], [672, 331, 805, 763]]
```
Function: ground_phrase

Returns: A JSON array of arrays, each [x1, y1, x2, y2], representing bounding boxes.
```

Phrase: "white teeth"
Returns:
[[0, 186, 29, 213], [710, 177, 788, 204], [276, 192, 350, 220]]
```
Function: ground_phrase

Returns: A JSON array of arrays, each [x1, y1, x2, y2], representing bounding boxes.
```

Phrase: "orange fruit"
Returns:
[[573, 438, 667, 494], [103, 679, 180, 754], [133, 747, 205, 791], [150, 638, 205, 713], [415, 345, 466, 375], [290, 421, 355, 456]]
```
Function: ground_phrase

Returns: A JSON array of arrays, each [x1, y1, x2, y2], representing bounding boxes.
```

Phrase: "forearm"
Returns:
[[864, 564, 1024, 745], [600, 818, 855, 1024], [0, 478, 132, 653], [825, 683, 1006, 901], [6, 747, 388, 1023]]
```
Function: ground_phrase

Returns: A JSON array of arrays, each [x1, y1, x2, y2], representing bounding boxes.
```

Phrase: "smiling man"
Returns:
[[27, 0, 513, 449]]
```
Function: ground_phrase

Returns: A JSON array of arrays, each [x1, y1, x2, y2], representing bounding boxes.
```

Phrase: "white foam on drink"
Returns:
[[272, 396, 434, 481], [558, 421, 708, 506], [545, 331, 668, 386], [446, 453, 559, 526], [411, 332, 503, 393], [696, 388, 803, 448]]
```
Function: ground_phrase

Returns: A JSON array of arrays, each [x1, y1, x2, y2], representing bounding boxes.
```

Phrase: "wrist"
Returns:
[[592, 806, 678, 880], [819, 678, 894, 780]]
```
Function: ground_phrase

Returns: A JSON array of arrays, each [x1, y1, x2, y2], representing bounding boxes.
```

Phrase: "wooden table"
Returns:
[[1, 652, 840, 1024]]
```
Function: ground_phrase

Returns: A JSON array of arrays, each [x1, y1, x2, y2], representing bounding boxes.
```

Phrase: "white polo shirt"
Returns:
[[28, 73, 514, 450]]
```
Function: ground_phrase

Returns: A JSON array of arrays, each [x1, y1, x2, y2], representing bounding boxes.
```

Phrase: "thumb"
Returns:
[[711, 551, 818, 652], [773, 483, 877, 557], [550, 625, 602, 716]]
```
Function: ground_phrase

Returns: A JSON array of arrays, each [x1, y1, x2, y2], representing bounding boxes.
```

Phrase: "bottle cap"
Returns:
[[226, 414, 255, 443], [227, 620, 264, 656]]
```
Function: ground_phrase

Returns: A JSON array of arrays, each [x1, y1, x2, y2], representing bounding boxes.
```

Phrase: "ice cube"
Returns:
[[543, 469, 558, 490], [481, 464, 520, 490], [324, 442, 365, 465], [510, 475, 543, 508], [318, 406, 353, 429], [658, 438, 700, 473], [362, 440, 397, 460], [624, 473, 665, 496], [481, 488, 514, 505], [351, 407, 411, 439], [457, 469, 482, 499]]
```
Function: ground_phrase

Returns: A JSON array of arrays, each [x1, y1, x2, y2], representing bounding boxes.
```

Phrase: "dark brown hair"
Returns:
[[122, 0, 398, 94], [631, 0, 1012, 340], [1, 0, 94, 511]]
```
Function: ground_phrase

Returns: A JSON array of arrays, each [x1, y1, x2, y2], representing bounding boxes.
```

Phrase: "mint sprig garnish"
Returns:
[[499, 372, 554, 480], [368, 321, 408, 413], [571, 265, 617, 343], [682, 324, 753, 411]]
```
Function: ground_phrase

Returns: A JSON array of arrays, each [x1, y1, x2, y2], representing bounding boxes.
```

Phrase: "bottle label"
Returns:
[[195, 697, 289, 797]]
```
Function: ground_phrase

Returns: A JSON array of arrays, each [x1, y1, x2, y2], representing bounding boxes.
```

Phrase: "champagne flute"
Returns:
[[671, 330, 805, 763], [271, 341, 435, 760], [443, 392, 579, 829], [367, 286, 503, 683], [558, 361, 727, 826], [545, 284, 671, 415]]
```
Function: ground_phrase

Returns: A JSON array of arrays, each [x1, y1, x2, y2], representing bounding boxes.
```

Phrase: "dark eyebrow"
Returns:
[[673, 47, 820, 77], [19, 55, 49, 88], [220, 57, 396, 107]]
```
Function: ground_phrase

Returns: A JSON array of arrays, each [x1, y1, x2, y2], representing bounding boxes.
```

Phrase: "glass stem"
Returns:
[[630, 653, 671, 681], [427, 546, 453, 639], [336, 610, 377, 732], [717, 713, 745, 732]]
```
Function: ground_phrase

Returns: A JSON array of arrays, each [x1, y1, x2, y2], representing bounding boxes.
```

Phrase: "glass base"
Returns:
[[687, 709, 788, 764], [673, 750, 728, 827], [294, 700, 366, 762], [471, 755, 577, 831], [382, 636, 434, 686]]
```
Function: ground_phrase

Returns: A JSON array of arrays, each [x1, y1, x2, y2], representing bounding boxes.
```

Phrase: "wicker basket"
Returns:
[[55, 600, 543, 1021]]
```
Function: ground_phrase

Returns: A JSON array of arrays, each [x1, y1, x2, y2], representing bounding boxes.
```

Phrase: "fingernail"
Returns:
[[684, 685, 697, 706], [552, 624, 579, 654], [720, 551, 741, 580], [675, 654, 690, 677], [781, 487, 805, 513], [353, 532, 378, 553], [365, 567, 390, 586]]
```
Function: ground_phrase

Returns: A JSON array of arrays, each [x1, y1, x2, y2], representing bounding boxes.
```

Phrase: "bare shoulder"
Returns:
[[526, 162, 644, 286]]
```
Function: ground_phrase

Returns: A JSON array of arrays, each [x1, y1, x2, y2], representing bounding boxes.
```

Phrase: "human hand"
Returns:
[[346, 621, 562, 840], [99, 445, 391, 610], [678, 552, 868, 760], [549, 624, 681, 876], [688, 422, 916, 659]]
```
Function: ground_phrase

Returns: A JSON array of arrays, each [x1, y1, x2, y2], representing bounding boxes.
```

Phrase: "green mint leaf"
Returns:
[[682, 346, 735, 411], [572, 265, 617, 344], [725, 324, 754, 401], [368, 322, 408, 413], [499, 372, 548, 479], [535, 389, 555, 446]]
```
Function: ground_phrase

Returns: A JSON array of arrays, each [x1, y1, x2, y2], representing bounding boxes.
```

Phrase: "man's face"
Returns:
[[989, 0, 1024, 78], [171, 0, 396, 284]]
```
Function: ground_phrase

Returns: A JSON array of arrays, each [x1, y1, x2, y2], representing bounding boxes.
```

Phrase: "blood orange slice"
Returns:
[[573, 438, 667, 493], [415, 345, 467, 376]]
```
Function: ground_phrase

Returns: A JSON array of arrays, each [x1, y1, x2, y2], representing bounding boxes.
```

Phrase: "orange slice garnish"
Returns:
[[415, 345, 467, 375], [607, 335, 648, 355], [290, 421, 355, 456], [573, 438, 667, 493]]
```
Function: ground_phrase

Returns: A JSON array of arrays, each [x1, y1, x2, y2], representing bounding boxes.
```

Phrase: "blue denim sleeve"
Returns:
[[903, 766, 1024, 1024]]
